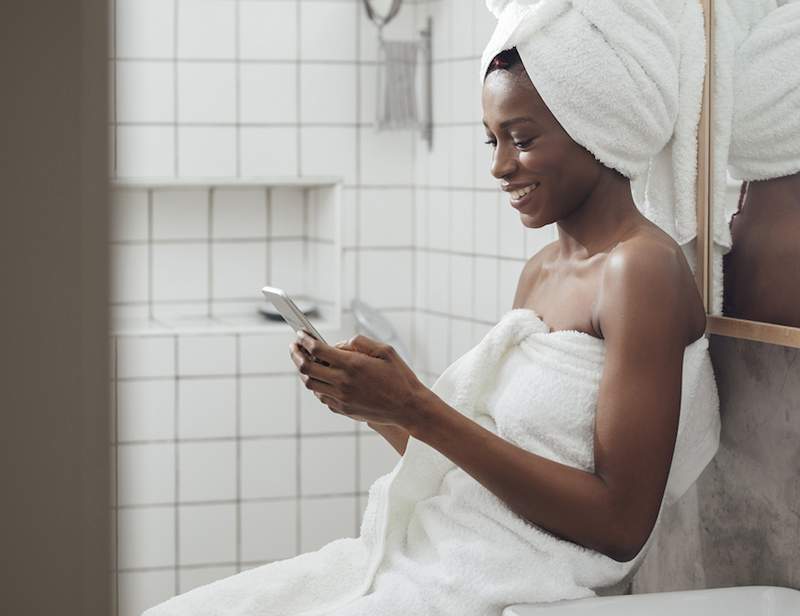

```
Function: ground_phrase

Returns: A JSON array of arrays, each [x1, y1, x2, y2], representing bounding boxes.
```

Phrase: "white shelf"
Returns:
[[112, 176, 342, 190]]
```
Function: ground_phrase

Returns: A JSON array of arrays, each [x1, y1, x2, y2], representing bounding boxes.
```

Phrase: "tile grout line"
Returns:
[[173, 334, 180, 594], [113, 335, 120, 616], [235, 334, 242, 572]]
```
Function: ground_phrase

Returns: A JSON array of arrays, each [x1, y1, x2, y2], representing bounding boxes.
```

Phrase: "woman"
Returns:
[[144, 2, 719, 615]]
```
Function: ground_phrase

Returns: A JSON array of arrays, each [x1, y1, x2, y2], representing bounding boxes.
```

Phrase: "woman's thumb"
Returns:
[[346, 334, 390, 358]]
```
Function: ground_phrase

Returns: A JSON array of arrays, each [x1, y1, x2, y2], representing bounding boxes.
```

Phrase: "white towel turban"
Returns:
[[728, 1, 800, 181], [480, 0, 706, 247]]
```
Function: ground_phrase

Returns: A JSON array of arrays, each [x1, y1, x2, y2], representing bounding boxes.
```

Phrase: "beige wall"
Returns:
[[634, 335, 800, 591], [0, 1, 111, 615]]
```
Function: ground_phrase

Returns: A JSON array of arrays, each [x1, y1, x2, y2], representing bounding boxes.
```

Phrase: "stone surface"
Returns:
[[634, 335, 800, 592]]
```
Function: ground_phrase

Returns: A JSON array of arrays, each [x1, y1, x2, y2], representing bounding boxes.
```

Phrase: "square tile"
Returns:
[[427, 192, 450, 251], [152, 243, 209, 302], [117, 380, 176, 442], [178, 441, 236, 502], [449, 126, 476, 189], [239, 63, 297, 124], [358, 249, 413, 308], [116, 61, 174, 123], [269, 188, 305, 237], [426, 251, 450, 313], [300, 1, 357, 61], [112, 188, 149, 242], [358, 434, 400, 491], [240, 500, 297, 562], [498, 203, 526, 258], [117, 507, 175, 568], [448, 1, 475, 58], [358, 189, 414, 248], [152, 189, 208, 240], [111, 244, 149, 304], [178, 378, 236, 439], [449, 254, 473, 318], [177, 62, 236, 123], [239, 1, 297, 60], [474, 256, 499, 322], [299, 496, 356, 552], [300, 127, 356, 184], [498, 258, 524, 316], [117, 336, 176, 378], [213, 188, 267, 239], [240, 376, 297, 436], [177, 127, 236, 178], [300, 64, 356, 124], [177, 0, 236, 59], [359, 64, 376, 124], [298, 385, 354, 434], [178, 566, 237, 594], [269, 240, 306, 297], [239, 332, 297, 374], [118, 443, 175, 505], [178, 335, 237, 376], [449, 190, 475, 253], [116, 126, 175, 178], [450, 59, 481, 124], [241, 438, 297, 499], [212, 242, 267, 301], [116, 0, 174, 59], [449, 318, 475, 363], [240, 127, 298, 177], [359, 129, 414, 186], [178, 503, 237, 565], [474, 191, 500, 255], [300, 435, 356, 496], [117, 570, 175, 616]]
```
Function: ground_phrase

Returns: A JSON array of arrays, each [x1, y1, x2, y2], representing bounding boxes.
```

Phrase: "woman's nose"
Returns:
[[490, 142, 517, 180]]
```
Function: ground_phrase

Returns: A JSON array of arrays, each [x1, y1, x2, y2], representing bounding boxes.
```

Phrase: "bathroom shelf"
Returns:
[[112, 176, 342, 190]]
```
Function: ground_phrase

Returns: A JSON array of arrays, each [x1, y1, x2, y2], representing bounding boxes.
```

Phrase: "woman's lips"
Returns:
[[509, 183, 540, 209]]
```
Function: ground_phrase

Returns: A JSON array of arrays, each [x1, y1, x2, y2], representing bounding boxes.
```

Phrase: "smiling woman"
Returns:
[[142, 2, 720, 616]]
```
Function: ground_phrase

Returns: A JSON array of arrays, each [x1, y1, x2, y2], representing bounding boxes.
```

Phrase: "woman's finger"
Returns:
[[296, 331, 355, 366], [289, 342, 343, 386]]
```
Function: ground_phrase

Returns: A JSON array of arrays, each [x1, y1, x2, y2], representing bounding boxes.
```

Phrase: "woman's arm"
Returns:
[[407, 241, 695, 562], [289, 240, 697, 561]]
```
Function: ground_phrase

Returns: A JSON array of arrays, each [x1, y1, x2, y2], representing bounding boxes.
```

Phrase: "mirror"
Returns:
[[708, 0, 800, 343]]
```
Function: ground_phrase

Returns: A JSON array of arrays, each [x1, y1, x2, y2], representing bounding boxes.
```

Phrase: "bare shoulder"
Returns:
[[598, 227, 706, 345], [512, 241, 559, 309]]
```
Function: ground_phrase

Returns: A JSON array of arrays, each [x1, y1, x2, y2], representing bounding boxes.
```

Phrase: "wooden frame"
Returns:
[[697, 0, 800, 349]]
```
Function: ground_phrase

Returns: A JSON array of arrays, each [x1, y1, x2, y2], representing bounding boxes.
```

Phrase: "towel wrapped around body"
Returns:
[[143, 308, 720, 616]]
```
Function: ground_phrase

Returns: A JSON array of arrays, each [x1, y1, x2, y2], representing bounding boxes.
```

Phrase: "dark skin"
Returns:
[[289, 62, 706, 563], [723, 173, 800, 327]]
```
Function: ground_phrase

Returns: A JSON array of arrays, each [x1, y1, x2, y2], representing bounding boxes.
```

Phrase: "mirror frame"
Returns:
[[697, 0, 800, 349]]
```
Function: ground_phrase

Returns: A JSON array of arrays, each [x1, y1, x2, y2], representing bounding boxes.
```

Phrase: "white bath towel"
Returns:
[[143, 308, 720, 616], [728, 1, 800, 181], [479, 0, 706, 250]]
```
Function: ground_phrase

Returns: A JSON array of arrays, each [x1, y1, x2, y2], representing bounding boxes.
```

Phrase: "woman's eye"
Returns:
[[514, 139, 533, 149], [483, 139, 496, 147]]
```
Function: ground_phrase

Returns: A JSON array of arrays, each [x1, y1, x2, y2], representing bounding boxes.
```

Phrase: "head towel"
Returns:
[[480, 0, 706, 247], [728, 1, 800, 181]]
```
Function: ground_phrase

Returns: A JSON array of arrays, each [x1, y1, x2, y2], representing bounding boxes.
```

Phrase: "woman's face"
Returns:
[[481, 65, 602, 228]]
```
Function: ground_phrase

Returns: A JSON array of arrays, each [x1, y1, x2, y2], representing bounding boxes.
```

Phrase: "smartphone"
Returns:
[[261, 286, 328, 344]]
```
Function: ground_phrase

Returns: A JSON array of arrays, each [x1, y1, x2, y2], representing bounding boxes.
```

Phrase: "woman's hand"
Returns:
[[288, 332, 429, 432]]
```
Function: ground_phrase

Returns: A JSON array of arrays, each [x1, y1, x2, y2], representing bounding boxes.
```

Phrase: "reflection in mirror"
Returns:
[[713, 0, 800, 327]]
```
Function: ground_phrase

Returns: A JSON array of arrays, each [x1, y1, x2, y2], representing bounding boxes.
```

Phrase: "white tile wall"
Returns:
[[109, 1, 562, 614]]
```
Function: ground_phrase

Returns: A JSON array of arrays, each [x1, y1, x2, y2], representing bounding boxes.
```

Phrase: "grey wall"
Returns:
[[0, 1, 111, 614], [634, 335, 800, 592]]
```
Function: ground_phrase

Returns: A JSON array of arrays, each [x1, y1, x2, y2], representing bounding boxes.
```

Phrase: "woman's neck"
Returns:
[[555, 170, 643, 260]]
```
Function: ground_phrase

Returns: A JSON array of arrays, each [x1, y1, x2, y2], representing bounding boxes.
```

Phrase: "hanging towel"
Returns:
[[142, 308, 719, 616], [480, 0, 706, 250], [375, 38, 420, 130]]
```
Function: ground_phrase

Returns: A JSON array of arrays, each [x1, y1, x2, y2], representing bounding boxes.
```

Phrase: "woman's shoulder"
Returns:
[[600, 226, 706, 344]]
